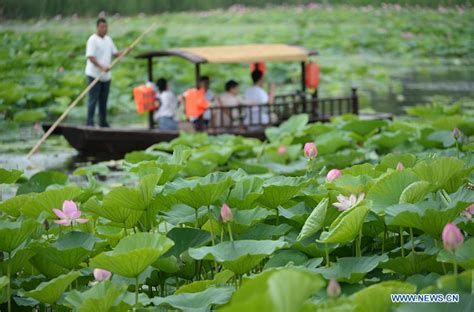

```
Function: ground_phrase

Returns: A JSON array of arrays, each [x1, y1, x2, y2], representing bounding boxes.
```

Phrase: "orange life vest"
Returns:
[[305, 61, 320, 89], [133, 85, 157, 114], [250, 62, 266, 74], [184, 88, 209, 119]]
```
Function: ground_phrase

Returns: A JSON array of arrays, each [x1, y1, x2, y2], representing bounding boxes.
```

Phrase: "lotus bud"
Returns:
[[442, 223, 464, 252], [326, 169, 342, 182], [327, 278, 341, 298], [304, 142, 318, 160], [462, 204, 474, 219], [396, 162, 405, 171], [220, 203, 233, 223], [278, 145, 287, 155], [93, 268, 111, 281], [452, 128, 461, 140]]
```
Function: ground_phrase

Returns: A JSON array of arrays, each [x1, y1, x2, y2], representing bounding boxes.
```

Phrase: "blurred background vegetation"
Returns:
[[1, 0, 472, 19]]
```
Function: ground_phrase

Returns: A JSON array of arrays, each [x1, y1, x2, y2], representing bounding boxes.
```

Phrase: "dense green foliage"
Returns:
[[1, 5, 473, 122], [2, 1, 472, 19], [0, 101, 473, 311]]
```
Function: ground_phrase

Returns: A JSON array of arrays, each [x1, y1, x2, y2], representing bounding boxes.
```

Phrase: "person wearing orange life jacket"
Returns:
[[183, 86, 209, 131]]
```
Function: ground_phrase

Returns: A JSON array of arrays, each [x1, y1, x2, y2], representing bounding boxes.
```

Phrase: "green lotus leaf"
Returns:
[[314, 255, 388, 283], [342, 119, 388, 136], [175, 270, 234, 294], [376, 153, 417, 171], [265, 114, 309, 142], [20, 186, 83, 218], [342, 163, 383, 178], [257, 176, 305, 209], [90, 232, 174, 278], [13, 109, 46, 123], [0, 218, 37, 253], [413, 157, 465, 192], [73, 164, 110, 176], [189, 240, 288, 275], [351, 281, 416, 311], [151, 286, 234, 312], [226, 176, 264, 209], [16, 170, 68, 195], [0, 276, 8, 289], [164, 227, 211, 259], [238, 223, 292, 240], [263, 249, 309, 269], [367, 169, 419, 214], [164, 172, 234, 209], [297, 198, 328, 241], [0, 167, 22, 184], [0, 193, 32, 218], [221, 268, 324, 312], [367, 130, 410, 151], [24, 271, 81, 304], [0, 247, 36, 275], [385, 202, 467, 238], [399, 181, 431, 204], [65, 280, 128, 312], [318, 205, 370, 244], [380, 252, 444, 275], [34, 231, 102, 269], [328, 174, 373, 195], [314, 131, 353, 155]]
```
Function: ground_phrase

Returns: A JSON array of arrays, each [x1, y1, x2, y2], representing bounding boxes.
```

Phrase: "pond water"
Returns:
[[1, 64, 473, 178]]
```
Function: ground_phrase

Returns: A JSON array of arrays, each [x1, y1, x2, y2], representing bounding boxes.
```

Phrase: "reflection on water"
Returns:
[[370, 65, 474, 114], [1, 64, 473, 176]]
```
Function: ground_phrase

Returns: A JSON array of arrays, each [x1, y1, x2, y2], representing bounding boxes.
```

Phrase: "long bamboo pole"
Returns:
[[26, 23, 156, 159]]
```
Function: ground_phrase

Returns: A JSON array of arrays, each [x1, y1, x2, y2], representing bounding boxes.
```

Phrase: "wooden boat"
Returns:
[[45, 44, 392, 158]]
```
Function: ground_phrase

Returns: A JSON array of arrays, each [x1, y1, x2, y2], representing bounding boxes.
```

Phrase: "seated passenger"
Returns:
[[244, 70, 275, 127], [218, 80, 254, 127], [154, 78, 179, 131], [183, 87, 209, 131]]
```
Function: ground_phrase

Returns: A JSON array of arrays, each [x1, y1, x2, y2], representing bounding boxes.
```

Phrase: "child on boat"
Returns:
[[154, 78, 179, 130]]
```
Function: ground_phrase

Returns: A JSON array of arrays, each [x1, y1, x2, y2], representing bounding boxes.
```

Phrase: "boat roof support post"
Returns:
[[301, 61, 306, 93], [195, 63, 201, 88], [351, 87, 359, 115], [147, 57, 155, 129]]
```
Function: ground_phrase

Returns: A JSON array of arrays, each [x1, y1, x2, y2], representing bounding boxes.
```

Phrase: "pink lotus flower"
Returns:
[[396, 162, 405, 171], [52, 200, 88, 226], [442, 223, 464, 252], [304, 142, 318, 160], [333, 193, 365, 212], [326, 169, 342, 182], [452, 128, 461, 140], [220, 203, 233, 223], [462, 204, 474, 219], [277, 145, 287, 155], [327, 278, 341, 298], [93, 268, 112, 281]]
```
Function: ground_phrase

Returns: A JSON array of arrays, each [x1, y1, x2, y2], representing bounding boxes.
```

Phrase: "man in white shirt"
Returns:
[[85, 18, 123, 127], [244, 70, 275, 127]]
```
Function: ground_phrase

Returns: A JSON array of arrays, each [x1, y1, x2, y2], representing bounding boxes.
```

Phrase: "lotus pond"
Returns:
[[0, 99, 473, 311]]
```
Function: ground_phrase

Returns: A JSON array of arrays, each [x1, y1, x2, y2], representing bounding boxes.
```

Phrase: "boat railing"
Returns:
[[207, 87, 358, 131]]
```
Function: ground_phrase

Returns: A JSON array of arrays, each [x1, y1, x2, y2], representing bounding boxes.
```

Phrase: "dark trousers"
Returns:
[[86, 76, 111, 126]]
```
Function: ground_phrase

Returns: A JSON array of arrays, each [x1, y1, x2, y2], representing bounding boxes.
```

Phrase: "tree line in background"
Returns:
[[1, 0, 472, 19]]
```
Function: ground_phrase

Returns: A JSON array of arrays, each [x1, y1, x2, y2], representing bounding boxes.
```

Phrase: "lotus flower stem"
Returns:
[[195, 209, 199, 228], [410, 227, 415, 254], [208, 206, 215, 246], [357, 229, 362, 257], [227, 223, 234, 242], [7, 256, 11, 312], [135, 276, 139, 308], [400, 227, 405, 257], [453, 261, 458, 276], [276, 208, 280, 226], [325, 244, 330, 267]]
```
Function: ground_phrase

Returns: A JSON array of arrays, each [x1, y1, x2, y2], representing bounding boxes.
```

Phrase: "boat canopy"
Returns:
[[135, 44, 317, 64]]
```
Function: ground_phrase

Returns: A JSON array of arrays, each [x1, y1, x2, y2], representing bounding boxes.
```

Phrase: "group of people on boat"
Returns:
[[152, 70, 275, 131], [84, 18, 275, 131]]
